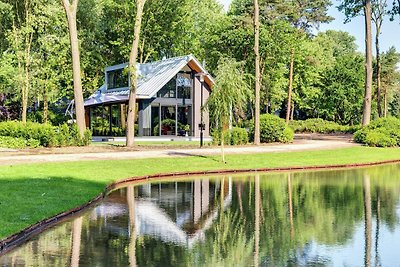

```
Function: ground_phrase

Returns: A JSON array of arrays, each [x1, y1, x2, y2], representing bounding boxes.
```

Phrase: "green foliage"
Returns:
[[211, 127, 249, 146], [0, 136, 40, 149], [289, 118, 360, 134], [230, 127, 249, 145], [0, 121, 91, 147], [354, 117, 400, 147], [206, 58, 251, 140], [27, 110, 69, 125], [250, 114, 294, 143]]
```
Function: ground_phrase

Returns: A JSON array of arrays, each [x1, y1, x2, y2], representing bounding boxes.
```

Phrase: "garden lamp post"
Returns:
[[196, 72, 206, 147]]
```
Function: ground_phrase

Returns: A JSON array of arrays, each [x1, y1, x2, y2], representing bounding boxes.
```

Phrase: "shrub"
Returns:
[[354, 117, 400, 147], [230, 127, 249, 145], [0, 121, 91, 147], [0, 136, 40, 149], [211, 127, 248, 146], [249, 114, 294, 143], [289, 118, 359, 134]]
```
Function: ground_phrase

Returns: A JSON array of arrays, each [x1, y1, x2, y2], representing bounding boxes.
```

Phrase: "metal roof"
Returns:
[[84, 55, 214, 106]]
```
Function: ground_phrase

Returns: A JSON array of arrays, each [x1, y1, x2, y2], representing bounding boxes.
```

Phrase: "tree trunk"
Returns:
[[221, 129, 225, 163], [286, 48, 295, 124], [254, 174, 260, 267], [363, 175, 372, 267], [62, 0, 86, 137], [126, 0, 146, 147], [70, 216, 83, 267], [253, 0, 261, 145], [362, 0, 373, 126], [287, 173, 294, 239], [21, 0, 33, 124], [384, 87, 388, 117], [43, 85, 48, 123], [375, 15, 383, 117], [127, 185, 137, 267]]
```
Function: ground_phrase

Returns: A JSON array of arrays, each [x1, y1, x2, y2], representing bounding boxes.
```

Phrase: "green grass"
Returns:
[[1, 146, 400, 240], [91, 140, 213, 147]]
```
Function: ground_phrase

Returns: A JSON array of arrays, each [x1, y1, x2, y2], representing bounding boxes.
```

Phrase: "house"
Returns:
[[84, 55, 214, 138]]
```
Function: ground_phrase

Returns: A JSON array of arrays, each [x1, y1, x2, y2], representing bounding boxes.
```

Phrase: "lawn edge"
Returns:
[[1, 157, 400, 255]]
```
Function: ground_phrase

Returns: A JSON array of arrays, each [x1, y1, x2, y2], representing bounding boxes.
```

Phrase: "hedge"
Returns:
[[250, 114, 294, 143], [211, 127, 249, 146], [354, 117, 400, 147], [0, 121, 91, 148], [289, 118, 359, 134], [0, 136, 40, 149]]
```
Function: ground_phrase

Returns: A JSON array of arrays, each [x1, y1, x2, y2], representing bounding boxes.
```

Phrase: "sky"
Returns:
[[217, 0, 400, 54]]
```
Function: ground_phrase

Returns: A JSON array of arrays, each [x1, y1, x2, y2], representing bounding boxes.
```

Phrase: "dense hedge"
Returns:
[[0, 121, 91, 148], [211, 127, 249, 146], [250, 114, 294, 143], [354, 117, 400, 147], [289, 118, 359, 134], [0, 136, 40, 149]]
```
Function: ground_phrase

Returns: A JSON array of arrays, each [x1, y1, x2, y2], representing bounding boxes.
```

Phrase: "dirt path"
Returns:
[[0, 135, 357, 165]]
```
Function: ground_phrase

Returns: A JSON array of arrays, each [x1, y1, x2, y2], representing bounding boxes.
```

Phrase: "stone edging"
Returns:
[[1, 158, 400, 255]]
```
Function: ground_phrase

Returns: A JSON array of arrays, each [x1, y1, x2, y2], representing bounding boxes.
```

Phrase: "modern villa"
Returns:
[[84, 55, 214, 138]]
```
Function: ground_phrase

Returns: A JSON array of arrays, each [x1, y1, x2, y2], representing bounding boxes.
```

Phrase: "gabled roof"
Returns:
[[84, 55, 214, 106]]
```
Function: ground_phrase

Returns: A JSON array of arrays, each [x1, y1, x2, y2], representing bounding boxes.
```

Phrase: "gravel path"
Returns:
[[0, 137, 357, 166]]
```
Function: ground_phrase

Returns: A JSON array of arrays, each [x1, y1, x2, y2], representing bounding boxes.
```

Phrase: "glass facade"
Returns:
[[107, 69, 128, 90], [90, 103, 135, 136], [90, 71, 194, 137], [157, 79, 176, 98]]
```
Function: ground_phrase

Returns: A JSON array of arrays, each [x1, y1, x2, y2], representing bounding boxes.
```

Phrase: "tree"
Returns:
[[206, 58, 250, 162], [339, 0, 374, 126], [126, 0, 146, 147], [61, 0, 86, 136], [381, 47, 400, 116], [254, 0, 261, 145], [372, 0, 389, 117]]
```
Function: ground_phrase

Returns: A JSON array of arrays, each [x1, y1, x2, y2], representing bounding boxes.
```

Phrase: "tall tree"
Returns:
[[273, 0, 333, 122], [61, 0, 86, 136], [339, 0, 374, 126], [126, 0, 146, 147], [254, 0, 261, 145], [372, 0, 388, 117]]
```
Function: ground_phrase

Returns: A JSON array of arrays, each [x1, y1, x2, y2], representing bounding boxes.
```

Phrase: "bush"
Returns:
[[230, 127, 249, 145], [249, 114, 293, 143], [0, 121, 91, 147], [354, 117, 400, 147], [289, 118, 359, 134], [211, 127, 249, 146], [0, 136, 40, 149]]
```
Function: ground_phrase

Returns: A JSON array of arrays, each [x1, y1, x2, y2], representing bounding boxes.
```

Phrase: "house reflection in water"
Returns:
[[93, 178, 232, 248]]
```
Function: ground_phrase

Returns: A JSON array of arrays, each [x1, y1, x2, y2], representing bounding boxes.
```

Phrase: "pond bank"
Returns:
[[1, 146, 399, 255]]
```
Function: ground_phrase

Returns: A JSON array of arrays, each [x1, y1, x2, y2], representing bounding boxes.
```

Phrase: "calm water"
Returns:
[[2, 165, 400, 266]]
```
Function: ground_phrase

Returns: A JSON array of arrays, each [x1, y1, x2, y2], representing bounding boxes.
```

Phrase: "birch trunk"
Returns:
[[62, 0, 86, 137], [126, 0, 146, 147]]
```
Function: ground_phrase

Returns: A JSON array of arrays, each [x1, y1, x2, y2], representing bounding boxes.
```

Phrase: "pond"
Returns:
[[1, 164, 400, 266]]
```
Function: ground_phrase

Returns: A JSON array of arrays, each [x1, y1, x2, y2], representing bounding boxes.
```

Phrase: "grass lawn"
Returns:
[[1, 146, 400, 240], [90, 140, 213, 147]]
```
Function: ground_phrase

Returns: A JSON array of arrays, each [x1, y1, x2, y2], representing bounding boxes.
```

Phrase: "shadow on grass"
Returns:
[[166, 151, 220, 162], [0, 177, 105, 242]]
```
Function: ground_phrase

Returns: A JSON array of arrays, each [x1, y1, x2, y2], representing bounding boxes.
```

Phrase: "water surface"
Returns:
[[2, 164, 400, 266]]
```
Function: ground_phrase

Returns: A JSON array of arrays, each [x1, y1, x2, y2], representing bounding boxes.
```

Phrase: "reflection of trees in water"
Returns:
[[2, 166, 400, 266], [187, 212, 254, 267]]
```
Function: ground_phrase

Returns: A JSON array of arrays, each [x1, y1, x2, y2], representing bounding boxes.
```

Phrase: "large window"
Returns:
[[177, 73, 192, 99], [107, 69, 128, 90], [157, 79, 176, 98]]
